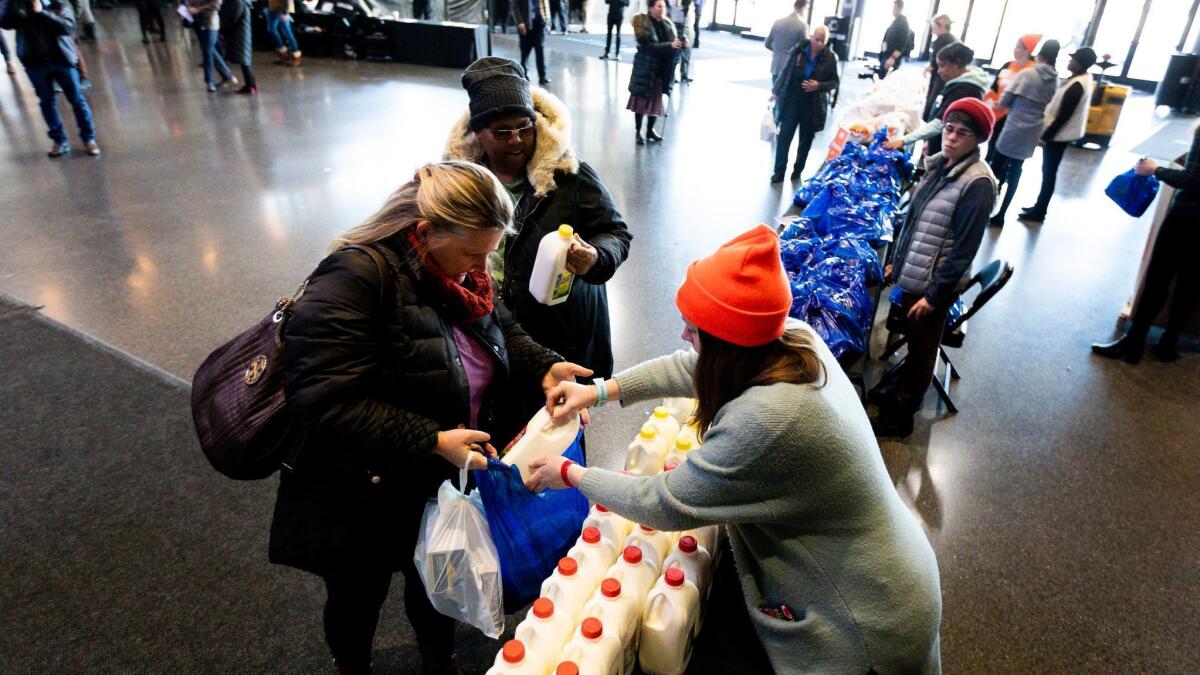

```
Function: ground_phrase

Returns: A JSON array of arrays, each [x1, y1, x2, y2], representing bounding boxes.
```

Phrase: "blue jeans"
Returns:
[[25, 64, 96, 144], [196, 26, 232, 85], [266, 11, 299, 53]]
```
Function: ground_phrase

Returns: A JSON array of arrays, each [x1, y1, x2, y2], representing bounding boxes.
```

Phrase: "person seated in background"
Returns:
[[769, 24, 838, 184], [526, 225, 944, 674], [886, 42, 987, 157], [873, 99, 997, 438], [764, 0, 808, 86]]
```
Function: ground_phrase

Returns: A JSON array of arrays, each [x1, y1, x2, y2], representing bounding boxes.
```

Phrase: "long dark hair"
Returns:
[[691, 327, 827, 440]]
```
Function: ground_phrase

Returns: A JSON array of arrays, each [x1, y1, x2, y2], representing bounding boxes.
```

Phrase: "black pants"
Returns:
[[989, 151, 1025, 220], [520, 18, 547, 81], [673, 21, 690, 79], [984, 116, 1007, 164], [413, 0, 430, 19], [136, 0, 165, 38], [774, 102, 815, 179], [688, 539, 774, 673], [893, 292, 952, 413], [549, 0, 566, 31], [321, 558, 455, 673], [1128, 201, 1200, 344], [604, 13, 622, 55], [692, 8, 701, 47], [1029, 140, 1069, 214]]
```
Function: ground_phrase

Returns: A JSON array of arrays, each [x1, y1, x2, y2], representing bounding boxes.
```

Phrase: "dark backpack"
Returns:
[[190, 245, 390, 480]]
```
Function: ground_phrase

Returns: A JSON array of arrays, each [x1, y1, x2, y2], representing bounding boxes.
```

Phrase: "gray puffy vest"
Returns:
[[896, 152, 997, 297]]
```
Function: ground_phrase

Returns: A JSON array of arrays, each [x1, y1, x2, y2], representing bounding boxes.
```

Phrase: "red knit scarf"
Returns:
[[405, 229, 494, 325]]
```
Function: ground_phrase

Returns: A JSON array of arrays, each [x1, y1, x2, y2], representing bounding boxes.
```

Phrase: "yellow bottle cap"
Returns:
[[653, 406, 670, 419], [639, 425, 657, 440], [675, 437, 692, 451], [558, 224, 574, 239]]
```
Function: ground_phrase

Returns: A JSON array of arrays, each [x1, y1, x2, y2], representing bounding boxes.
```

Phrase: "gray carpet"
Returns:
[[0, 297, 502, 673]]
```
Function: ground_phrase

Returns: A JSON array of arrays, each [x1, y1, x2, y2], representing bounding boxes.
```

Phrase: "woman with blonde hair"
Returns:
[[527, 226, 943, 673], [270, 161, 590, 674]]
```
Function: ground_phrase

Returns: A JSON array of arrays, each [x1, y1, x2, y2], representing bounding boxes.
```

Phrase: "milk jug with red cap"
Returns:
[[662, 535, 712, 627], [581, 578, 642, 675], [582, 504, 632, 549], [604, 546, 658, 613], [637, 568, 701, 675], [540, 557, 595, 623], [567, 526, 619, 587], [513, 597, 576, 670], [623, 525, 673, 572], [487, 639, 544, 675], [559, 617, 622, 675]]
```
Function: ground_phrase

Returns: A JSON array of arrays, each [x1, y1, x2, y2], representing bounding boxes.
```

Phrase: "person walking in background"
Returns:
[[987, 40, 1058, 225], [72, 0, 94, 39], [628, 0, 680, 145], [877, 0, 910, 79], [412, 0, 430, 19], [983, 34, 1038, 162], [186, 0, 236, 92], [764, 0, 807, 87], [135, 0, 167, 42], [549, 0, 566, 33], [668, 0, 692, 83], [1, 0, 100, 157], [265, 0, 301, 67], [1020, 47, 1095, 223], [770, 24, 837, 184], [691, 0, 702, 47], [1092, 125, 1200, 364], [598, 0, 628, 60], [219, 0, 257, 94], [921, 14, 956, 121], [873, 99, 997, 438], [1, 29, 16, 74], [885, 42, 987, 157], [512, 0, 550, 85]]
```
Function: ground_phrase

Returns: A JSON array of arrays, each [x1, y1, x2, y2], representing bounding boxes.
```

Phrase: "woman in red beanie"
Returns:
[[525, 225, 944, 673]]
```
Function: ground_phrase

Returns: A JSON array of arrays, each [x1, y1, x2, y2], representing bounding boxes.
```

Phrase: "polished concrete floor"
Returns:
[[1, 8, 1198, 673]]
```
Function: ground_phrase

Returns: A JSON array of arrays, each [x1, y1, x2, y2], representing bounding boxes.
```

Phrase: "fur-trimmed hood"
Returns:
[[443, 87, 579, 198]]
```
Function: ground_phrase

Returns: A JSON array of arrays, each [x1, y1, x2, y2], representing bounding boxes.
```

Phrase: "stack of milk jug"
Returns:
[[488, 399, 723, 675]]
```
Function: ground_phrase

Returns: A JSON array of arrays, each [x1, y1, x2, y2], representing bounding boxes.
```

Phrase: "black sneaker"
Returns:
[[870, 412, 914, 438], [770, 174, 784, 184], [1149, 340, 1180, 362], [47, 142, 70, 158], [988, 214, 1006, 226]]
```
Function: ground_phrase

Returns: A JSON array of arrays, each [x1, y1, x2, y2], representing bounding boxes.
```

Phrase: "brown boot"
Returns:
[[290, 52, 302, 67], [274, 47, 289, 64]]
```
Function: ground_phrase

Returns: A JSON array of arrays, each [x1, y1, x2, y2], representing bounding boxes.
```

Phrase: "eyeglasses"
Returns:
[[489, 123, 535, 141], [943, 124, 976, 140]]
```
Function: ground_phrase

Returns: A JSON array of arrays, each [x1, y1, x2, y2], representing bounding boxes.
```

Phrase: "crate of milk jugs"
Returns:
[[488, 398, 724, 675]]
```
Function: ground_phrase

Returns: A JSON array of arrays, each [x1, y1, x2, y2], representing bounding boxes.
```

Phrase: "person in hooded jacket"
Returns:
[[628, 0, 681, 144], [987, 40, 1059, 225], [271, 160, 587, 675], [444, 58, 632, 384], [769, 24, 838, 184], [983, 34, 1038, 163], [886, 42, 988, 157]]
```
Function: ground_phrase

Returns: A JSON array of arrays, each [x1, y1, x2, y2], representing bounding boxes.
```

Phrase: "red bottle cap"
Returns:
[[665, 567, 685, 587], [678, 535, 698, 553], [532, 597, 554, 619], [581, 617, 603, 639], [582, 527, 601, 544], [664, 461, 679, 471], [623, 546, 643, 564], [595, 504, 610, 513], [640, 525, 656, 534], [557, 557, 578, 576], [502, 639, 525, 664], [556, 663, 580, 675], [601, 578, 621, 598]]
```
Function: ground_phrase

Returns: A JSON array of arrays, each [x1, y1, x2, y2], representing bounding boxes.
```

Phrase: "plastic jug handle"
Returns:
[[647, 592, 667, 622]]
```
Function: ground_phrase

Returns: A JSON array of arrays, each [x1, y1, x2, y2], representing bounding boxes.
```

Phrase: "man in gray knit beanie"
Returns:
[[462, 57, 537, 132]]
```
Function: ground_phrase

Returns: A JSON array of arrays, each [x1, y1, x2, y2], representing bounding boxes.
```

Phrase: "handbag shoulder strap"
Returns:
[[340, 244, 393, 310]]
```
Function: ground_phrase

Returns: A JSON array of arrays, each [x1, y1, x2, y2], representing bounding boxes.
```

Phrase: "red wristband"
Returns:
[[560, 459, 576, 488]]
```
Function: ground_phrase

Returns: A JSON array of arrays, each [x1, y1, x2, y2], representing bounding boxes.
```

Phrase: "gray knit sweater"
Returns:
[[579, 324, 942, 674]]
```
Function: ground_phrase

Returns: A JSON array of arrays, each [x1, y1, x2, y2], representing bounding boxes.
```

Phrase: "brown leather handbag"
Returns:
[[190, 245, 388, 479]]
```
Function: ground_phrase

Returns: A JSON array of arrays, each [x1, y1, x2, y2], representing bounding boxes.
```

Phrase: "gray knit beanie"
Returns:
[[462, 57, 536, 132]]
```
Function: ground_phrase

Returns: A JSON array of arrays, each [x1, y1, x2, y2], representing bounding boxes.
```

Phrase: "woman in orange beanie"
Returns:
[[984, 34, 1039, 163], [525, 225, 944, 673]]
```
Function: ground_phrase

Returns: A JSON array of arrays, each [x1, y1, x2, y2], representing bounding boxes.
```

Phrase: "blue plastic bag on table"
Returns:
[[1104, 169, 1159, 217], [474, 429, 590, 613]]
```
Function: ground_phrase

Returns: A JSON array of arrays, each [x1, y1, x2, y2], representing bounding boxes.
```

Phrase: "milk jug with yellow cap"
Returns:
[[646, 406, 681, 444], [530, 224, 576, 306], [625, 425, 670, 476]]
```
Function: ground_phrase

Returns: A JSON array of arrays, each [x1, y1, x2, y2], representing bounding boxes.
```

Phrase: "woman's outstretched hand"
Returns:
[[434, 429, 496, 470], [525, 454, 577, 492], [544, 381, 599, 426]]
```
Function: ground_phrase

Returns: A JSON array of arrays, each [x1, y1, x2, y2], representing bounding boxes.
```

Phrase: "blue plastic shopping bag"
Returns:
[[1105, 169, 1159, 217], [474, 429, 590, 612]]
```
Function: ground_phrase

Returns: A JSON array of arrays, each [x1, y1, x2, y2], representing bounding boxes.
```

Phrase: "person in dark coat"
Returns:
[[1093, 124, 1200, 364], [511, 0, 550, 85], [598, 0, 629, 60], [218, 0, 257, 94], [770, 25, 838, 184], [921, 13, 956, 121], [627, 0, 680, 144], [271, 160, 585, 675], [135, 0, 166, 43], [877, 0, 910, 79], [444, 58, 632, 385]]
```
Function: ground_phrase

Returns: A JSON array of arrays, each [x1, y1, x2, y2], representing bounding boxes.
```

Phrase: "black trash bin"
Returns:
[[1156, 53, 1200, 112]]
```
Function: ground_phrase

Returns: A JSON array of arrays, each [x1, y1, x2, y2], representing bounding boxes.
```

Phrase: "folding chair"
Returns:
[[874, 259, 1015, 414]]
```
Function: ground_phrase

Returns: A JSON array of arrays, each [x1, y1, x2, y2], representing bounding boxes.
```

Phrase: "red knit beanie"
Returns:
[[943, 97, 995, 141], [674, 225, 792, 348]]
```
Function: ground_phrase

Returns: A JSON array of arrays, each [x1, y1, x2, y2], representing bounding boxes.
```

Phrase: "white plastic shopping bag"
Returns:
[[760, 103, 778, 143], [413, 459, 505, 638]]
